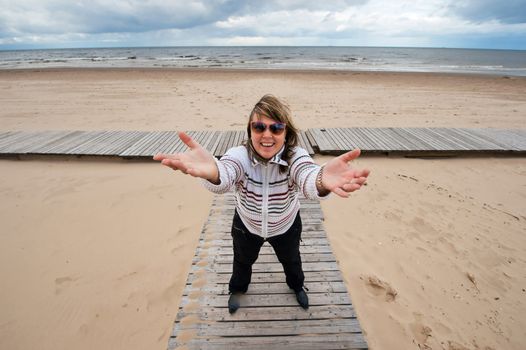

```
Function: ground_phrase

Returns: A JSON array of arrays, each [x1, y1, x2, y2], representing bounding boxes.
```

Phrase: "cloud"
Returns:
[[0, 0, 236, 36], [449, 0, 526, 24], [0, 0, 524, 49]]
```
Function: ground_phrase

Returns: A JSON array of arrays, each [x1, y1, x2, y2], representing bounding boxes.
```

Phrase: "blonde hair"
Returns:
[[246, 94, 299, 172]]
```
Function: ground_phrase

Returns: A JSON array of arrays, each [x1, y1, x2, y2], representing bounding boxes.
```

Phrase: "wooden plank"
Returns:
[[340, 128, 371, 151], [234, 130, 244, 148], [174, 318, 363, 336], [102, 131, 146, 155], [119, 131, 160, 156], [176, 304, 357, 321], [208, 131, 224, 157], [44, 131, 101, 154], [149, 130, 180, 155], [316, 128, 341, 152], [390, 128, 435, 151], [20, 131, 74, 153], [1, 131, 68, 153], [452, 128, 507, 151], [298, 130, 314, 155], [170, 333, 368, 350], [469, 128, 526, 151], [214, 131, 230, 157], [191, 261, 340, 274], [183, 281, 348, 296], [0, 131, 37, 152], [0, 131, 18, 142], [0, 131, 27, 151], [305, 129, 318, 151], [420, 128, 471, 150], [178, 292, 352, 308], [373, 128, 411, 151], [198, 245, 337, 256], [198, 239, 331, 250], [194, 252, 336, 264], [308, 128, 333, 153], [140, 131, 175, 156], [82, 131, 122, 154], [185, 270, 345, 285], [65, 131, 117, 154], [360, 127, 393, 151], [199, 130, 216, 152], [223, 130, 237, 155], [324, 128, 346, 151], [329, 128, 353, 150]]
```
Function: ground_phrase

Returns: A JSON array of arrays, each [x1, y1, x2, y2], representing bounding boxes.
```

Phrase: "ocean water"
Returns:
[[0, 46, 525, 76]]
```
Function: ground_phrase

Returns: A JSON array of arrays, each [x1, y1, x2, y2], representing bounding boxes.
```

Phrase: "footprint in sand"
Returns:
[[409, 312, 433, 348], [54, 275, 78, 295], [363, 275, 397, 302]]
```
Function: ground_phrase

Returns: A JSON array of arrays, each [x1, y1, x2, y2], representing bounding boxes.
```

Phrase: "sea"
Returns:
[[0, 46, 525, 76]]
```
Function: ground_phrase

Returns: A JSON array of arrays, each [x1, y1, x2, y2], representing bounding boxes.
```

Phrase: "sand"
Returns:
[[0, 68, 525, 350]]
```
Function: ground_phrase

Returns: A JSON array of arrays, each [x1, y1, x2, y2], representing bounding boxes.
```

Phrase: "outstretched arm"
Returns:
[[318, 149, 370, 198], [153, 132, 220, 184]]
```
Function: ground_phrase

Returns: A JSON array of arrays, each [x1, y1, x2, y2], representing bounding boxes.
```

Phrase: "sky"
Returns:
[[1, 0, 525, 50]]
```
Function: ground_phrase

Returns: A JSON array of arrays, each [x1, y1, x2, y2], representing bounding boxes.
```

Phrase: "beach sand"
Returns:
[[0, 69, 525, 350]]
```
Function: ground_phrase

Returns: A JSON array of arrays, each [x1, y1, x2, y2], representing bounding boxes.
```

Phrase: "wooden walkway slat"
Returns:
[[0, 127, 525, 158], [309, 127, 526, 155], [176, 304, 357, 322], [169, 333, 367, 350], [168, 193, 368, 350]]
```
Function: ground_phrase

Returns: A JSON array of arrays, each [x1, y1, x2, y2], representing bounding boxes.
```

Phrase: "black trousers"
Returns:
[[229, 210, 304, 294]]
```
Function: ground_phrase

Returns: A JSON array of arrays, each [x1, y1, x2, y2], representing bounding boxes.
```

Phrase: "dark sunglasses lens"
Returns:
[[251, 122, 266, 133], [270, 123, 285, 134]]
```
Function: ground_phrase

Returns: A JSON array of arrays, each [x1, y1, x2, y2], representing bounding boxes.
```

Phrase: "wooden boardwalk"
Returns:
[[308, 127, 526, 155], [0, 130, 314, 158], [0, 127, 525, 158], [169, 194, 368, 350]]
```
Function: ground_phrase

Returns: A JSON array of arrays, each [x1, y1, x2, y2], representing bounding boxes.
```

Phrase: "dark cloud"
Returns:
[[450, 0, 526, 24], [0, 0, 369, 37], [236, 0, 368, 13]]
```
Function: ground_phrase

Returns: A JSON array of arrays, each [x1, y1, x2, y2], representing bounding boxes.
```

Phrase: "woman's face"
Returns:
[[250, 114, 286, 160]]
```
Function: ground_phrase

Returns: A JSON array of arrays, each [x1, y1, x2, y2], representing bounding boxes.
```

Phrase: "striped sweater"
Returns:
[[203, 145, 326, 238]]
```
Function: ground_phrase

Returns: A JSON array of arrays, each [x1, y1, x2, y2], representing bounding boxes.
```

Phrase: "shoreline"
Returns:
[[2, 66, 526, 79]]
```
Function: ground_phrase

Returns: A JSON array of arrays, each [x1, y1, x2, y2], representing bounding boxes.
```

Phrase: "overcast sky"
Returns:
[[1, 0, 525, 50]]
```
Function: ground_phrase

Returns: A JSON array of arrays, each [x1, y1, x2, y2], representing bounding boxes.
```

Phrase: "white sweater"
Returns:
[[203, 145, 325, 238]]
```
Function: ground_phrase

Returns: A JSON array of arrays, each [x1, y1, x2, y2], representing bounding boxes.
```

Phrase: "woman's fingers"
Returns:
[[153, 153, 173, 161], [342, 183, 362, 192], [333, 187, 350, 198], [153, 153, 183, 162], [354, 168, 371, 178], [178, 131, 201, 149], [338, 148, 361, 163], [161, 158, 189, 173]]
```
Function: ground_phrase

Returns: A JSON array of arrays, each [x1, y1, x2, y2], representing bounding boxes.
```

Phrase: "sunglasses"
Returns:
[[250, 121, 286, 135]]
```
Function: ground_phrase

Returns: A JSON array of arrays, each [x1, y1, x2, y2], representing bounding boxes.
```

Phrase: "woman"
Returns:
[[154, 95, 370, 314]]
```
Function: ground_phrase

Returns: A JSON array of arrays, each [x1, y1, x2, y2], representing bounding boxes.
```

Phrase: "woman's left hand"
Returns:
[[321, 149, 370, 198]]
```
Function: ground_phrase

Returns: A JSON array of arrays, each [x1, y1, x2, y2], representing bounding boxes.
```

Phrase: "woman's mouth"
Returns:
[[261, 142, 275, 148]]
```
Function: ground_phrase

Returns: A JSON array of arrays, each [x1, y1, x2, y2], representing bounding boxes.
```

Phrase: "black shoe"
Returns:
[[228, 293, 241, 314], [295, 289, 309, 310]]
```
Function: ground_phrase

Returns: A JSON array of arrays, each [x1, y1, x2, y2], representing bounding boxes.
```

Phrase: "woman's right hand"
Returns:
[[153, 132, 220, 184]]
